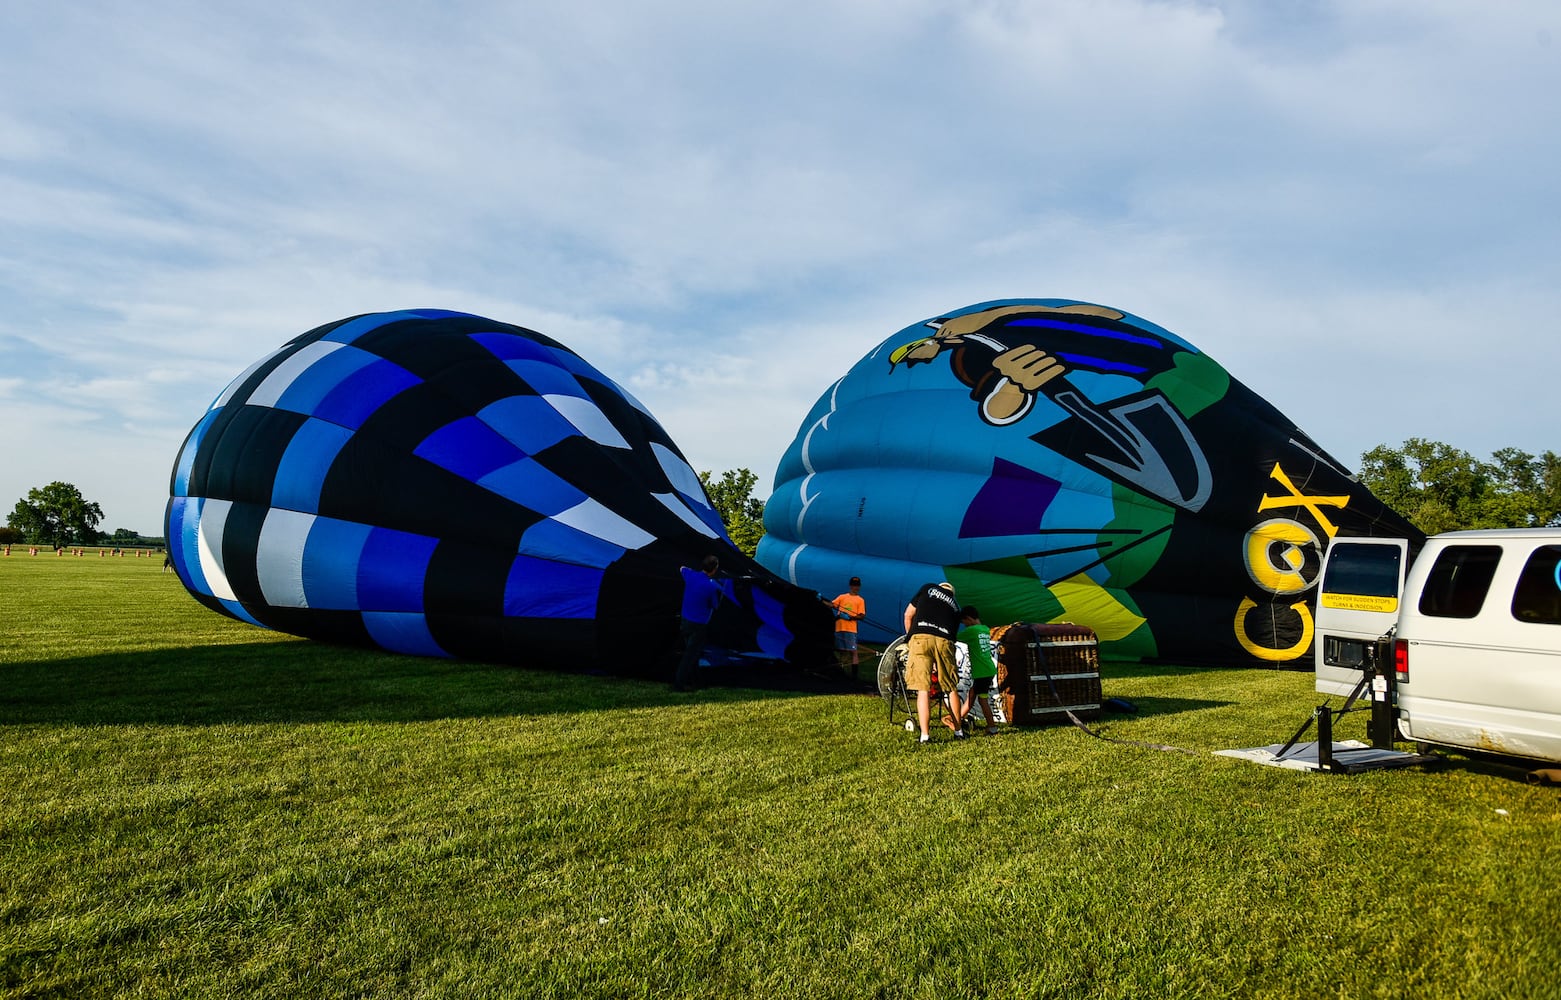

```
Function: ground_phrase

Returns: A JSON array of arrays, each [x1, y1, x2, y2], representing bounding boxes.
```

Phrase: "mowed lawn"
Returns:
[[2, 555, 1559, 999]]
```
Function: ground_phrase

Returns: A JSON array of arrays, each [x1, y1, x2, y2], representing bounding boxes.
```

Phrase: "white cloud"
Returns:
[[1, 0, 1559, 534]]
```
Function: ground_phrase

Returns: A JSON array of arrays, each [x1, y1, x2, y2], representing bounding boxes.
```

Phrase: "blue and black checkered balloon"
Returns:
[[166, 309, 830, 674]]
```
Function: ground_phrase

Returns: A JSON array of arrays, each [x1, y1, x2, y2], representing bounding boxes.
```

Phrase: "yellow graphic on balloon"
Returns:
[[1048, 574, 1147, 642], [1243, 517, 1322, 596], [1233, 597, 1314, 662]]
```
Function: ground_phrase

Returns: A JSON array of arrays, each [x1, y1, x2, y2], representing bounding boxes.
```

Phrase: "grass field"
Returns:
[[2, 555, 1559, 999]]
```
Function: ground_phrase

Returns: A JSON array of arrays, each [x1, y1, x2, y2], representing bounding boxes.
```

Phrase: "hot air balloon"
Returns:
[[167, 309, 831, 676], [757, 299, 1422, 666]]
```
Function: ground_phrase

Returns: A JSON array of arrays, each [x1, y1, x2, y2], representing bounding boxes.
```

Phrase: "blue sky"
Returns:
[[3, 0, 1558, 535]]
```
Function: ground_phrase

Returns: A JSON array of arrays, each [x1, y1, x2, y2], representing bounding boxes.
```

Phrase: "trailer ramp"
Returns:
[[1216, 740, 1440, 774]]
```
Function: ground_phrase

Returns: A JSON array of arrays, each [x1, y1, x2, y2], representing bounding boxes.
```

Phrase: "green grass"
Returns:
[[2, 556, 1559, 999]]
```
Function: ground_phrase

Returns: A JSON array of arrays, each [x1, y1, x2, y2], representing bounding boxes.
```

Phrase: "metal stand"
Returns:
[[877, 635, 958, 733], [1265, 633, 1436, 774]]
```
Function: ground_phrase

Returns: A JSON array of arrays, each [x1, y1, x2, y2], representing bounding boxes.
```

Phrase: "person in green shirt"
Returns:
[[957, 606, 1000, 735]]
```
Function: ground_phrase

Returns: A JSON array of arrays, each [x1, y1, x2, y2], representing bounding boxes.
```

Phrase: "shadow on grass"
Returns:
[[0, 641, 851, 727], [1419, 746, 1561, 785], [1100, 695, 1235, 718], [1103, 660, 1301, 678]]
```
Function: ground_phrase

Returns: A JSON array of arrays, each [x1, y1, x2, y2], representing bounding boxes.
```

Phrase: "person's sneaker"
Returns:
[[918, 734, 931, 744], [953, 729, 966, 739]]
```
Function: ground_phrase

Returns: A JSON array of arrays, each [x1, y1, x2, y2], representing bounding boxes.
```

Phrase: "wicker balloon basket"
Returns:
[[989, 622, 1103, 725]]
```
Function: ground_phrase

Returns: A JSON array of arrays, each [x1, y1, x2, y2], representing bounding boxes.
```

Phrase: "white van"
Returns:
[[1315, 528, 1561, 765]]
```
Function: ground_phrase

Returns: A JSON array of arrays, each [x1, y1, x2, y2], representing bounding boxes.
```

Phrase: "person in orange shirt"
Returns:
[[830, 576, 866, 676]]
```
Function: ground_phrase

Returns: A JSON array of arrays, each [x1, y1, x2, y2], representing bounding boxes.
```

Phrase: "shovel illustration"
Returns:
[[1034, 378, 1212, 512], [891, 318, 1213, 512]]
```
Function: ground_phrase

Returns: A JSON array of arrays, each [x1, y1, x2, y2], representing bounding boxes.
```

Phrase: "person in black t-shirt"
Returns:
[[901, 582, 963, 743]]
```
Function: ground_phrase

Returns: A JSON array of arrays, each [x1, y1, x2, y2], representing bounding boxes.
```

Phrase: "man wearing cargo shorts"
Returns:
[[902, 581, 963, 743]]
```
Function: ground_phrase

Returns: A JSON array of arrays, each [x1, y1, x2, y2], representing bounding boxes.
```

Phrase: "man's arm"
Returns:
[[902, 601, 916, 634]]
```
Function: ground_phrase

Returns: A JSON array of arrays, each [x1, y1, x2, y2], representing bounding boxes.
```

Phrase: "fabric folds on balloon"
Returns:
[[167, 309, 831, 674], [757, 299, 1422, 666]]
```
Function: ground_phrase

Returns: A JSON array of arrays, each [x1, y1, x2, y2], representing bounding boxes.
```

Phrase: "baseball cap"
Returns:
[[849, 576, 861, 586]]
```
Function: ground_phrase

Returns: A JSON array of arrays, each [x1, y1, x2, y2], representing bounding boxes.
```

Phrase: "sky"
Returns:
[[2, 0, 1558, 536]]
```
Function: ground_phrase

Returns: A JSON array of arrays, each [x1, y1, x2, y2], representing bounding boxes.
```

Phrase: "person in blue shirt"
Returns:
[[673, 554, 734, 692]]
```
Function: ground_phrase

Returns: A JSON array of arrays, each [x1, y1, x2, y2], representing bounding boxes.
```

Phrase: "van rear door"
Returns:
[[1315, 537, 1411, 695]]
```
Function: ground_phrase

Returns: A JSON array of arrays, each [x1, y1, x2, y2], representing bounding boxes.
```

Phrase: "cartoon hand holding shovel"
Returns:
[[889, 304, 1212, 512]]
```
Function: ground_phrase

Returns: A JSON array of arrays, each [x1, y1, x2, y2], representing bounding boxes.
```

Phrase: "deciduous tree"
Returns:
[[7, 482, 105, 549], [1359, 439, 1561, 533], [698, 468, 766, 557]]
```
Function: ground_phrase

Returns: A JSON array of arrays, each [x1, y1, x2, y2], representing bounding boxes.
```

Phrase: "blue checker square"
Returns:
[[314, 359, 421, 429], [415, 416, 528, 483], [300, 517, 374, 609], [321, 311, 418, 345], [357, 527, 439, 612], [469, 331, 558, 365], [273, 419, 355, 515], [273, 345, 381, 417], [478, 458, 586, 515], [166, 496, 206, 593], [548, 349, 606, 383], [476, 395, 578, 454], [504, 359, 587, 399], [173, 409, 220, 498], [362, 611, 450, 658], [504, 553, 601, 618], [517, 517, 627, 569]]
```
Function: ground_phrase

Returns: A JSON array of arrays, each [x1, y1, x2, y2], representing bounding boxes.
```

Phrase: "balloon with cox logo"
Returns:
[[758, 299, 1422, 666]]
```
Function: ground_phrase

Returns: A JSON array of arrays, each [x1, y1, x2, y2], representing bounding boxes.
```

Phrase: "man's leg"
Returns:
[[940, 646, 965, 734], [673, 620, 706, 691], [916, 689, 931, 740]]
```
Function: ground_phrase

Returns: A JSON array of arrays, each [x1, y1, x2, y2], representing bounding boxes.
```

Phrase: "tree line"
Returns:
[[1357, 438, 1561, 534], [2, 482, 162, 549]]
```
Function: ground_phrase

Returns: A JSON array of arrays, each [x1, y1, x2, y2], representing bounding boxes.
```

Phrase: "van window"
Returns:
[[1320, 542, 1402, 598], [1417, 545, 1501, 619], [1511, 545, 1561, 625]]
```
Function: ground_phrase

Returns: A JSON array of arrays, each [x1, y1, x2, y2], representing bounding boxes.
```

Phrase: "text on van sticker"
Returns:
[[1320, 593, 1400, 613]]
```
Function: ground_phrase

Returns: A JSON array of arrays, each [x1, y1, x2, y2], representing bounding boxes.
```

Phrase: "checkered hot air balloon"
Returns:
[[167, 309, 830, 675]]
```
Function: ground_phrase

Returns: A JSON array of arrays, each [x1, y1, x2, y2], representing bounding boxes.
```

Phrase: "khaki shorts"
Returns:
[[904, 634, 957, 692]]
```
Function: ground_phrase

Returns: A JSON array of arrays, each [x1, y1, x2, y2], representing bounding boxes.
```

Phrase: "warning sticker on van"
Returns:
[[1320, 593, 1399, 613]]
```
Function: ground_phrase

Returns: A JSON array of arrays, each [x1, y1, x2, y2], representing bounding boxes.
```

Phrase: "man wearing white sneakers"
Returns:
[[901, 581, 963, 743]]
